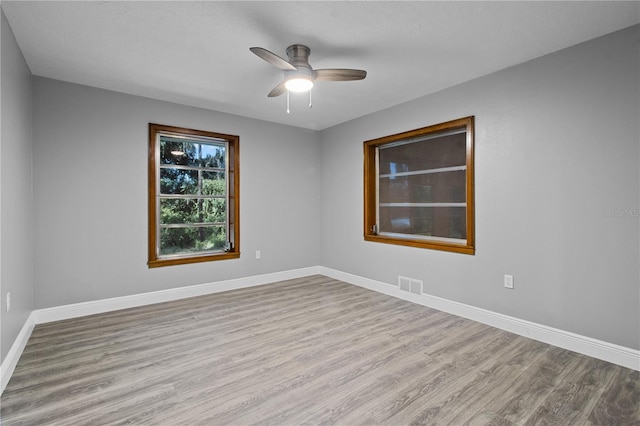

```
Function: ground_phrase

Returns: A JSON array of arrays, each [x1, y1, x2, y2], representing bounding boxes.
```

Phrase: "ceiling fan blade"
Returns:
[[314, 69, 367, 81], [268, 81, 287, 97], [250, 47, 296, 71]]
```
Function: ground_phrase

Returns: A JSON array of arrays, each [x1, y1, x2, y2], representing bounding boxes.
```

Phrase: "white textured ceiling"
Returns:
[[3, 1, 639, 130]]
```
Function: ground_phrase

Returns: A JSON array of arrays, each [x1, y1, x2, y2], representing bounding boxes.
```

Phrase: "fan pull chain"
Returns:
[[286, 91, 290, 114], [309, 89, 312, 109]]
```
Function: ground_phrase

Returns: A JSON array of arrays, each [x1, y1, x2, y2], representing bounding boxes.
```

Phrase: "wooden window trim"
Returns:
[[363, 116, 475, 255], [148, 123, 240, 268]]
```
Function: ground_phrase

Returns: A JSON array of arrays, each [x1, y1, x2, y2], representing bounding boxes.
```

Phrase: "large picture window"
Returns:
[[364, 116, 474, 255], [148, 123, 239, 267]]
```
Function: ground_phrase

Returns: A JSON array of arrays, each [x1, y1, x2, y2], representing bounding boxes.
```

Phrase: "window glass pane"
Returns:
[[200, 197, 226, 222], [160, 198, 226, 225], [379, 133, 466, 174], [379, 206, 467, 240], [379, 170, 466, 204], [201, 171, 226, 196], [160, 225, 226, 255], [160, 169, 198, 195], [160, 170, 225, 196], [201, 144, 226, 169], [160, 137, 226, 168], [160, 138, 200, 167]]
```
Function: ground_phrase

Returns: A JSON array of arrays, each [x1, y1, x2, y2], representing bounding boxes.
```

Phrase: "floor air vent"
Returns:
[[398, 276, 423, 294]]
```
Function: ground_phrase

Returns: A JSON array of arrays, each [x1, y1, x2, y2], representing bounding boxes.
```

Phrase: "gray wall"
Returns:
[[32, 78, 321, 308], [1, 10, 35, 363], [319, 25, 640, 350]]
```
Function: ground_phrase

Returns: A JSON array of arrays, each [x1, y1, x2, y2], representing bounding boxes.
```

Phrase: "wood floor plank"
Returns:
[[360, 329, 520, 425], [587, 368, 640, 425], [165, 299, 433, 423], [256, 314, 489, 424], [414, 338, 550, 425], [1, 275, 638, 425], [460, 345, 585, 425], [524, 356, 620, 425], [228, 312, 466, 424]]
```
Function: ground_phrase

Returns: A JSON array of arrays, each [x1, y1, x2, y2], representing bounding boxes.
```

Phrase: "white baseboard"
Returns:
[[34, 267, 321, 324], [2, 264, 637, 397], [1, 312, 35, 394], [318, 266, 640, 372]]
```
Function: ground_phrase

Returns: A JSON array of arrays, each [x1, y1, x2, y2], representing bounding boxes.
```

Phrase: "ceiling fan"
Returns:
[[250, 44, 366, 112]]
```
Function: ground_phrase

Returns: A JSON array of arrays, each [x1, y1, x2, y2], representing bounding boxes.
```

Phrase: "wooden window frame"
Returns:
[[363, 116, 475, 255], [148, 123, 240, 268]]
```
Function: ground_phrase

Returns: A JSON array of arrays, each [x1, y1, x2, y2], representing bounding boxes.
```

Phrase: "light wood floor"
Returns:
[[1, 275, 638, 425]]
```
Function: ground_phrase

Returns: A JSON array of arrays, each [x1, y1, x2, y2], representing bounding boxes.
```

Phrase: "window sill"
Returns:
[[148, 251, 240, 268], [364, 234, 474, 255]]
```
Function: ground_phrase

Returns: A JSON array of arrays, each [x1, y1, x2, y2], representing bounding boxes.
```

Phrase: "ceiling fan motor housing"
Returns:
[[286, 44, 312, 68]]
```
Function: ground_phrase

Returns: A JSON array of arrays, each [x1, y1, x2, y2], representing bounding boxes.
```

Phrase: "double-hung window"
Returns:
[[364, 116, 475, 255], [148, 123, 239, 267]]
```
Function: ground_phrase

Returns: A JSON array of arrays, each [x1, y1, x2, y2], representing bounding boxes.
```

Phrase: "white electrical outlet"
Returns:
[[504, 274, 514, 289], [6, 292, 10, 312], [256, 250, 261, 259]]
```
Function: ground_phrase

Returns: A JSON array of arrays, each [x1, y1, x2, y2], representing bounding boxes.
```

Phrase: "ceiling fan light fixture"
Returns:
[[250, 44, 366, 102], [285, 77, 313, 93]]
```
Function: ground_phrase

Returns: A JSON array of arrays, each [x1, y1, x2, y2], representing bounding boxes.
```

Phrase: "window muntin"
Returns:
[[364, 116, 474, 255], [149, 124, 239, 267]]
